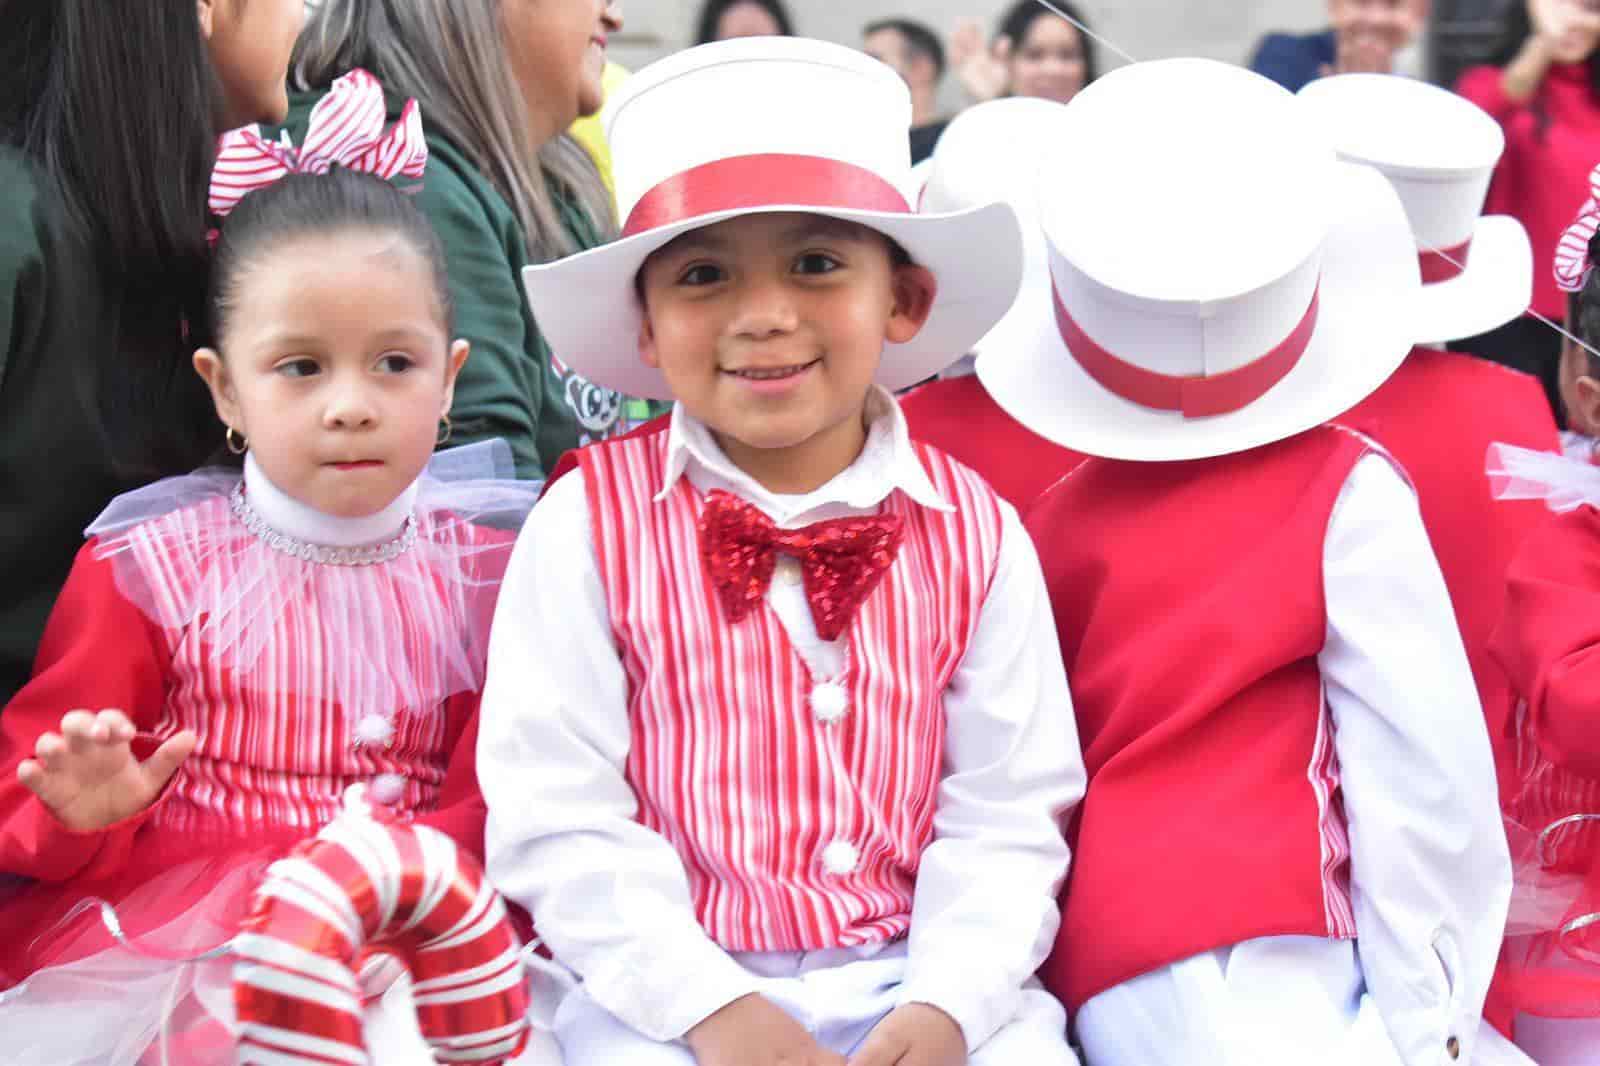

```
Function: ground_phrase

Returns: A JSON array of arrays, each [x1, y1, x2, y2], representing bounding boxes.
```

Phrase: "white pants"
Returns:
[[1073, 937, 1532, 1066], [1514, 1014, 1600, 1065], [552, 941, 1078, 1065]]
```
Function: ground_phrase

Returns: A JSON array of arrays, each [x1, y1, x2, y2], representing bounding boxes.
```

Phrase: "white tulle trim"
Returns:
[[81, 441, 538, 723], [1487, 442, 1600, 513]]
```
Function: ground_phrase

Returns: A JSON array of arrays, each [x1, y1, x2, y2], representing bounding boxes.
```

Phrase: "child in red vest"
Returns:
[[988, 59, 1519, 1066], [1486, 164, 1600, 1065], [477, 38, 1085, 1066], [896, 98, 1087, 511]]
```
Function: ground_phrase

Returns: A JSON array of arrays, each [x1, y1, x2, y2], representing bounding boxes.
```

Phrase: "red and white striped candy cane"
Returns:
[[233, 803, 530, 1065]]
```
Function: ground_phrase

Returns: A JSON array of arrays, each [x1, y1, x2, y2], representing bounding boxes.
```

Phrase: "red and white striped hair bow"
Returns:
[[209, 68, 428, 218], [1554, 162, 1600, 294]]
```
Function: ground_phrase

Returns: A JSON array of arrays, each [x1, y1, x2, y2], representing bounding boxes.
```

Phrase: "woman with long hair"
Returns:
[[0, 0, 302, 705], [950, 0, 1099, 106], [1454, 0, 1600, 423], [293, 0, 629, 479]]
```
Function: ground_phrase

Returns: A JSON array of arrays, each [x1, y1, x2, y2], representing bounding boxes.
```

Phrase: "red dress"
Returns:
[[0, 457, 528, 1064]]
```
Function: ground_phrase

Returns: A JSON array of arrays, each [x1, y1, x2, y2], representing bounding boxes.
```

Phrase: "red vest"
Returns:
[[577, 430, 1003, 952], [899, 376, 1086, 511], [1339, 348, 1559, 798], [1027, 427, 1370, 1010]]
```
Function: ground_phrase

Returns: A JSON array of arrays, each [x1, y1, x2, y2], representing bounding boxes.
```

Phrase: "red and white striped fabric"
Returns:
[[210, 68, 428, 218], [234, 809, 530, 1064], [578, 432, 1005, 952], [1554, 162, 1600, 294]]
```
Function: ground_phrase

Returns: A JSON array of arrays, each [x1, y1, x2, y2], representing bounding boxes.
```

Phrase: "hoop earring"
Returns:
[[225, 426, 248, 456], [437, 415, 452, 446]]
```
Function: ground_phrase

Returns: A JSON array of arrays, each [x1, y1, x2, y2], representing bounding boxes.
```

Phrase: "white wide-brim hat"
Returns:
[[983, 58, 1421, 463], [916, 98, 1072, 377], [1297, 74, 1532, 345], [522, 38, 1023, 402]]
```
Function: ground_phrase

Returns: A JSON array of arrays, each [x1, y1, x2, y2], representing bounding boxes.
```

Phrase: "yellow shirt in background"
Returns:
[[570, 62, 629, 200]]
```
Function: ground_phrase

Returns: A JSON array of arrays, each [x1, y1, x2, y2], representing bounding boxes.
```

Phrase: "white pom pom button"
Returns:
[[822, 839, 860, 875], [370, 773, 408, 806], [810, 681, 850, 724], [355, 714, 396, 748], [775, 556, 803, 586]]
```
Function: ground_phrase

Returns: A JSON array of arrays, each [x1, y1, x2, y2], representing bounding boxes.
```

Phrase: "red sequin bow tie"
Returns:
[[698, 491, 905, 641]]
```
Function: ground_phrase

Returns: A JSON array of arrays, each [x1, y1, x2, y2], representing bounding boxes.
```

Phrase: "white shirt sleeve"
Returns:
[[1320, 453, 1513, 1066], [896, 500, 1085, 1050], [478, 474, 760, 1043]]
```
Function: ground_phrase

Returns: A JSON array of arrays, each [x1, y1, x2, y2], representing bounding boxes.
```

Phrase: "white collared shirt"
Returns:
[[479, 388, 1085, 1045]]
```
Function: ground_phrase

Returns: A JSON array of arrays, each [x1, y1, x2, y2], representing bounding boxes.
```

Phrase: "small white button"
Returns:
[[775, 556, 803, 586], [810, 682, 849, 724], [822, 840, 860, 875], [354, 714, 396, 748], [370, 773, 407, 805]]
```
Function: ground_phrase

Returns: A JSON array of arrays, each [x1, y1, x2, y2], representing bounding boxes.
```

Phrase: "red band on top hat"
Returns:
[[622, 154, 912, 239], [1053, 282, 1319, 419], [1419, 238, 1471, 285]]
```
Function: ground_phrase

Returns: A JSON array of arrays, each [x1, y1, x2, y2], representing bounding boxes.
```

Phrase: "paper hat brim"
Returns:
[[521, 201, 1022, 402], [1413, 215, 1533, 345], [981, 162, 1419, 462]]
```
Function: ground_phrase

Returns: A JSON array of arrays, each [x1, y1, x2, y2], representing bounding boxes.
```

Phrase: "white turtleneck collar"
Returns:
[[243, 453, 420, 548]]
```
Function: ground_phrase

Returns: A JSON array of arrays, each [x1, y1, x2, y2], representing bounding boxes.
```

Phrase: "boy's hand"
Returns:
[[686, 993, 846, 1066], [17, 709, 195, 832], [849, 1004, 966, 1066]]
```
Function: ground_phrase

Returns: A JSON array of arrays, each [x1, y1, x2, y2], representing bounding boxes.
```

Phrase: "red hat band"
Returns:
[[621, 153, 912, 240]]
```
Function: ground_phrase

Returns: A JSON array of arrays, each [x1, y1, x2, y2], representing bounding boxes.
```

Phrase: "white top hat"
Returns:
[[982, 58, 1420, 462], [1297, 74, 1532, 345], [521, 37, 1023, 402], [918, 97, 1071, 377]]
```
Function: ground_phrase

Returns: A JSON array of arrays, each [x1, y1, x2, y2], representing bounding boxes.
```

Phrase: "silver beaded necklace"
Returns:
[[229, 482, 418, 567]]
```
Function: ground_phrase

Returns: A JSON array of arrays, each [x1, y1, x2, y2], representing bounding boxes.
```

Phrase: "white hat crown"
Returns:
[[1041, 59, 1335, 394], [602, 37, 918, 232], [1298, 74, 1504, 256]]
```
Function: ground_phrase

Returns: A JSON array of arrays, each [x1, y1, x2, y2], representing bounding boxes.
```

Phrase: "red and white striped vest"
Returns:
[[579, 430, 1004, 952]]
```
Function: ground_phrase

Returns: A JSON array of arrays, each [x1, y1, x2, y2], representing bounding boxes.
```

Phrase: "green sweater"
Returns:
[[0, 151, 214, 705], [280, 91, 628, 479]]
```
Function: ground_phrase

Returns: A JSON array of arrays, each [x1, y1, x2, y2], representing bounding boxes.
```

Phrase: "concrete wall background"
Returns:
[[607, 0, 1332, 109]]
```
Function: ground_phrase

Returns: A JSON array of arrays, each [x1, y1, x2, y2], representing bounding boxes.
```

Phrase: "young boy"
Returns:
[[477, 38, 1085, 1066]]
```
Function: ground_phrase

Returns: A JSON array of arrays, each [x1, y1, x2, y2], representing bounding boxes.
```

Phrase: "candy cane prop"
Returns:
[[233, 791, 530, 1064]]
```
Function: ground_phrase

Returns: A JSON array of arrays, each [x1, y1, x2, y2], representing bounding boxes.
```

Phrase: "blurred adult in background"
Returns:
[[293, 0, 629, 479], [693, 0, 793, 44], [0, 0, 302, 706], [1249, 0, 1430, 93], [949, 1, 1098, 106], [864, 17, 950, 162], [1455, 0, 1600, 423]]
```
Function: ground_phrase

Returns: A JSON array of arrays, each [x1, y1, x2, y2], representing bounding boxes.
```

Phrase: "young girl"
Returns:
[[0, 107, 535, 1062], [988, 60, 1518, 1066], [1487, 166, 1600, 1064]]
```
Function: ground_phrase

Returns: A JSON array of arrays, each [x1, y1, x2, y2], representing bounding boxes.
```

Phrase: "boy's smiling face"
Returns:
[[636, 212, 935, 493]]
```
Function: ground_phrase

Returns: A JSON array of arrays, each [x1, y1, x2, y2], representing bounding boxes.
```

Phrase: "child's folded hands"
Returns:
[[17, 708, 196, 832], [847, 1003, 967, 1066], [685, 992, 848, 1066]]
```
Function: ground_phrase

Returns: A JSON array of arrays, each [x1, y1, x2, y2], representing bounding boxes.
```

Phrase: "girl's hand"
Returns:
[[949, 18, 1011, 102], [686, 993, 846, 1066], [17, 710, 195, 832], [1530, 0, 1600, 61], [849, 1004, 967, 1066]]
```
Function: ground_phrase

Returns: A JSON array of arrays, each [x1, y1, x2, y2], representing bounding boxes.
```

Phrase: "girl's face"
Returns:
[[194, 231, 470, 519], [504, 0, 624, 138], [716, 2, 784, 39], [1560, 338, 1600, 434], [1008, 15, 1088, 105], [199, 0, 305, 129]]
